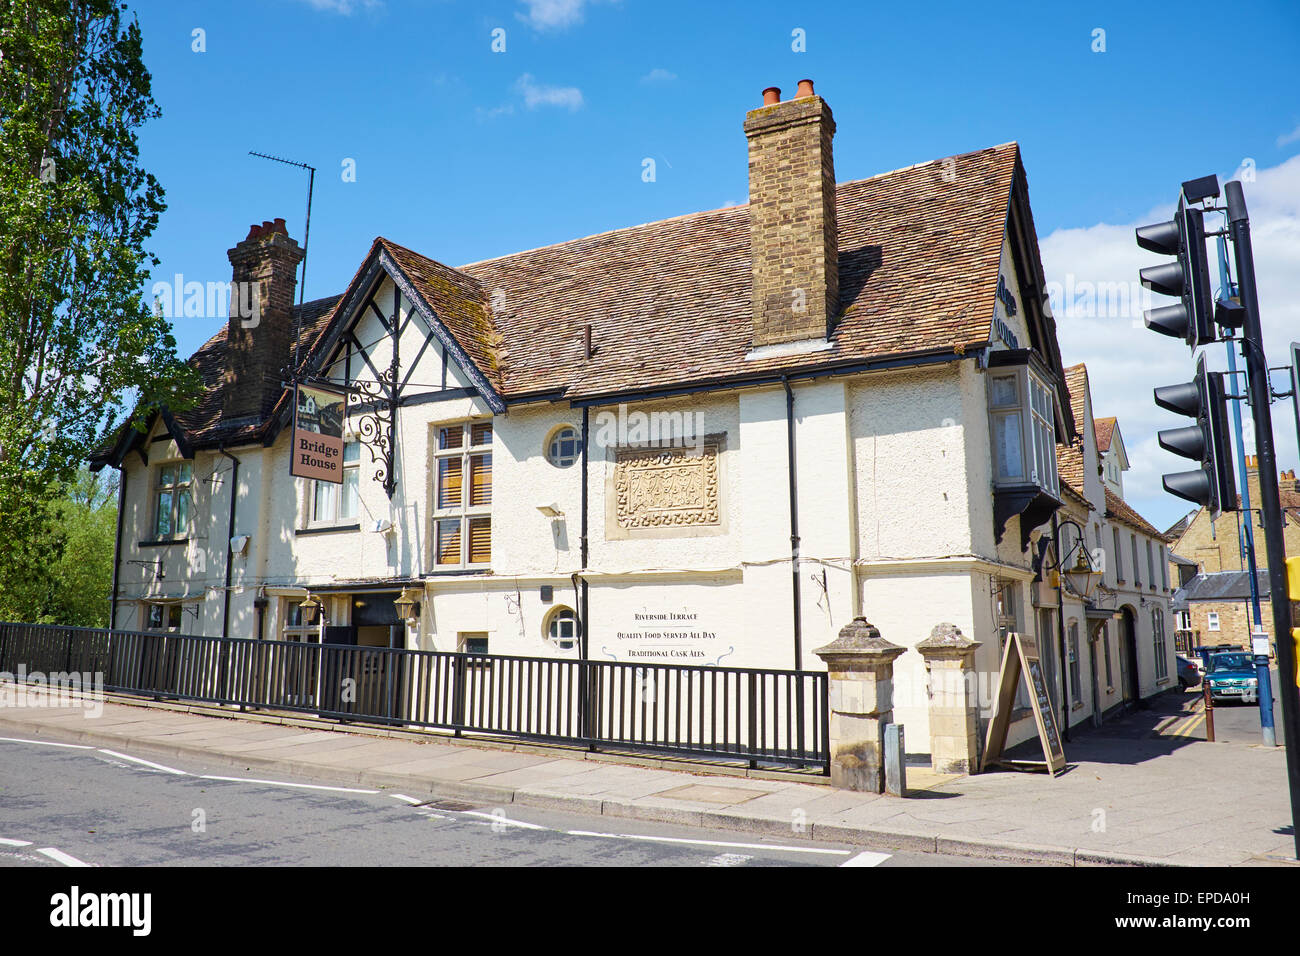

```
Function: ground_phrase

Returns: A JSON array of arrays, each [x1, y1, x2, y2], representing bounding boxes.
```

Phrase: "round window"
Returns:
[[546, 426, 580, 468], [545, 606, 580, 649]]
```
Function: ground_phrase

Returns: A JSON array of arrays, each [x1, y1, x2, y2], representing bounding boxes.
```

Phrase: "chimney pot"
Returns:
[[273, 217, 287, 234], [762, 86, 781, 106], [795, 78, 814, 98]]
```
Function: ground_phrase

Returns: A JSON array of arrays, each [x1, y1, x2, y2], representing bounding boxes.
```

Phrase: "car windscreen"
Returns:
[[1210, 654, 1251, 672]]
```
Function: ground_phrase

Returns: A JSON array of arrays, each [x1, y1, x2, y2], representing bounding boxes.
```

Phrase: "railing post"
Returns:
[[915, 623, 983, 775], [813, 617, 906, 793], [452, 653, 466, 737], [747, 673, 758, 769]]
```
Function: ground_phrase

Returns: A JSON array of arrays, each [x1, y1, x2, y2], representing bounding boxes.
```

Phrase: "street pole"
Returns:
[[1216, 235, 1275, 746], [1225, 180, 1300, 859]]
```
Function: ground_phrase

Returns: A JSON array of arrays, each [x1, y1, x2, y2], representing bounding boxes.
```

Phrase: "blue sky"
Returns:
[[133, 0, 1300, 529]]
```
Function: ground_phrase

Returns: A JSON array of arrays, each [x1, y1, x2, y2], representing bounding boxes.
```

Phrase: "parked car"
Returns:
[[1192, 643, 1241, 677], [1205, 652, 1259, 704], [1176, 655, 1202, 690]]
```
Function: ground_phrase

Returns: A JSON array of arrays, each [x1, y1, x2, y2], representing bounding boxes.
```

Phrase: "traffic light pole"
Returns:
[[1225, 180, 1300, 858], [1217, 235, 1275, 747]]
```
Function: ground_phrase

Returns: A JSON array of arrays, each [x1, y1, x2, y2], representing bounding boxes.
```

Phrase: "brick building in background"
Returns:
[[1167, 457, 1300, 653]]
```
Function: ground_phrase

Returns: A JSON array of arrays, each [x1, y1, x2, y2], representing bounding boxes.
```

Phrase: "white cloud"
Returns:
[[1277, 123, 1300, 148], [293, 0, 381, 13], [640, 68, 677, 85], [1039, 155, 1300, 530], [518, 0, 601, 31], [514, 73, 584, 111]]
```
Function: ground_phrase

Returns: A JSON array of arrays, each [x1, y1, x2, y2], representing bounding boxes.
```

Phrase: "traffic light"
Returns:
[[1136, 196, 1216, 349], [1153, 353, 1237, 517]]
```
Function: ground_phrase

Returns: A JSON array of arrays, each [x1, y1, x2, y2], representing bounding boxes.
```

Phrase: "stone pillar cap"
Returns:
[[813, 616, 906, 661], [916, 623, 981, 654]]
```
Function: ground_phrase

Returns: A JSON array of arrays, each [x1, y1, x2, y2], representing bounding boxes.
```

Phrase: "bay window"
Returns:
[[989, 365, 1058, 498], [988, 352, 1063, 548]]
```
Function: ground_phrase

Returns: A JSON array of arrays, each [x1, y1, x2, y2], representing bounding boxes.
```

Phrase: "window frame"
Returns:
[[1067, 620, 1082, 706], [433, 420, 493, 568], [153, 460, 194, 539], [545, 425, 581, 469], [310, 438, 362, 526], [145, 602, 183, 633], [1152, 607, 1168, 679], [1207, 611, 1221, 632], [544, 606, 580, 650]]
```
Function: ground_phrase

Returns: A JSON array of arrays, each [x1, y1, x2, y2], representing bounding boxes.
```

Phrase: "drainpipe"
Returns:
[[782, 377, 803, 670], [577, 406, 592, 749], [218, 447, 241, 640], [579, 406, 590, 654], [1052, 513, 1070, 743], [109, 467, 127, 630]]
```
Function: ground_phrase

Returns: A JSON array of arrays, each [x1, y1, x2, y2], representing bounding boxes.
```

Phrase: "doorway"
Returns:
[[1120, 606, 1140, 705]]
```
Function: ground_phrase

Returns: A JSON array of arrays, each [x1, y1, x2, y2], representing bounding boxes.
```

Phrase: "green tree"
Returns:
[[0, 1, 199, 621]]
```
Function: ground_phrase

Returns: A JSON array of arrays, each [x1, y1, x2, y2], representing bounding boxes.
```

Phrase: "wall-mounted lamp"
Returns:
[[394, 587, 422, 622], [299, 593, 320, 624], [537, 504, 564, 518]]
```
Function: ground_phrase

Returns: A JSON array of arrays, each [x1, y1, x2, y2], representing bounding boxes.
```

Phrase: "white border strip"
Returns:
[[565, 830, 850, 856], [98, 749, 188, 776], [37, 847, 90, 867], [199, 775, 377, 794], [0, 736, 94, 750]]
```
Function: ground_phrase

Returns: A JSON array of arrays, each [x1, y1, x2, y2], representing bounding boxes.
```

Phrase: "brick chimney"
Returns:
[[743, 79, 839, 350], [222, 219, 303, 422]]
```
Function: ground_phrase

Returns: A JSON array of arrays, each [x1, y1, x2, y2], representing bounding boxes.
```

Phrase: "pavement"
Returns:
[[0, 684, 1295, 867]]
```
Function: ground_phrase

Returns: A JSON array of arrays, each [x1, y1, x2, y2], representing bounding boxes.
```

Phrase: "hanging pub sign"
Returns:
[[980, 631, 1066, 775], [291, 383, 346, 484]]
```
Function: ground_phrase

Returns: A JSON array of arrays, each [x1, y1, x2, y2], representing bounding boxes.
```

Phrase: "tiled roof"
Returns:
[[1104, 487, 1163, 540], [453, 143, 1021, 399], [102, 141, 1035, 458], [1176, 570, 1271, 603], [174, 296, 340, 444], [1056, 363, 1092, 493], [1094, 416, 1116, 452]]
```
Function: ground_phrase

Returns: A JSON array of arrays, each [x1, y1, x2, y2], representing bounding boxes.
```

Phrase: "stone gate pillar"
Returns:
[[915, 623, 982, 774], [814, 617, 906, 793]]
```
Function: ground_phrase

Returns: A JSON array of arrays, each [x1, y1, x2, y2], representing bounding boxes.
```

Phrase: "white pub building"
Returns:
[[93, 80, 1174, 758]]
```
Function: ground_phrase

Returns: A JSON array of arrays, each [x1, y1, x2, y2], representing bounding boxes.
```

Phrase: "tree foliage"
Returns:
[[0, 1, 199, 620]]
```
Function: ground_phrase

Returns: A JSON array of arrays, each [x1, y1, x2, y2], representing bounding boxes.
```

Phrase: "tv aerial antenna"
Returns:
[[248, 150, 316, 375]]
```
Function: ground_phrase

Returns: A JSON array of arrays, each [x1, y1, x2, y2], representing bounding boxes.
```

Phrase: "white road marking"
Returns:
[[389, 793, 423, 805], [840, 850, 892, 867], [565, 830, 851, 856], [97, 749, 189, 775], [199, 775, 378, 794], [0, 837, 33, 847], [0, 736, 94, 750], [37, 847, 90, 867], [706, 853, 753, 867], [460, 810, 549, 831]]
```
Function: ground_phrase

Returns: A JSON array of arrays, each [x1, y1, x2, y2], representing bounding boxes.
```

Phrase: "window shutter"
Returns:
[[436, 519, 462, 565], [469, 454, 492, 506], [438, 457, 463, 509], [468, 516, 491, 564]]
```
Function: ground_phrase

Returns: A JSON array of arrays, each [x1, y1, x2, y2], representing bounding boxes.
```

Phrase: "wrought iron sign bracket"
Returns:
[[348, 369, 397, 499]]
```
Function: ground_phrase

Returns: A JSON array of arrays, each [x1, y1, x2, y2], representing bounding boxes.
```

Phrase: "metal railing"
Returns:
[[0, 622, 829, 771]]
